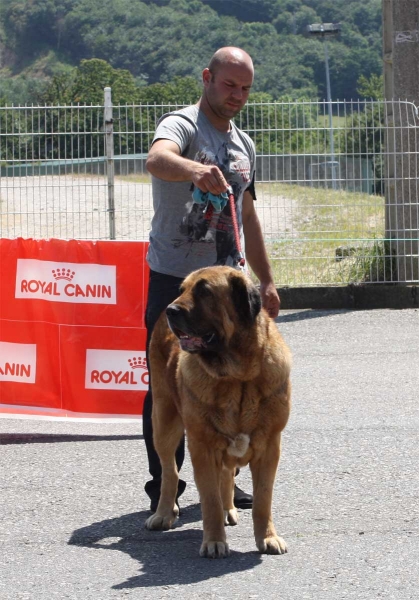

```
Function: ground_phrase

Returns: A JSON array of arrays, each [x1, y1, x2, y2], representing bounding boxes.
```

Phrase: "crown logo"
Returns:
[[128, 357, 148, 370], [52, 268, 75, 281]]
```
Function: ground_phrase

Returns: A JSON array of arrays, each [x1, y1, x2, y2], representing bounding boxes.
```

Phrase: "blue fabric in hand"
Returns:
[[192, 187, 228, 213]]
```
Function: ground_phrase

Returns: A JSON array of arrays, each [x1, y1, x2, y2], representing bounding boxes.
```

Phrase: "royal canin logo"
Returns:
[[52, 268, 75, 281], [15, 260, 116, 305], [85, 350, 149, 391], [0, 341, 36, 384], [128, 356, 148, 370]]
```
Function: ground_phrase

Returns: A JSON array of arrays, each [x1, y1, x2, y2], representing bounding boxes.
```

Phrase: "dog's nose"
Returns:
[[166, 304, 182, 319]]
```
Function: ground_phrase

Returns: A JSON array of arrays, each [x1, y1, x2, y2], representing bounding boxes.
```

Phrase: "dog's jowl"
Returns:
[[145, 266, 291, 558]]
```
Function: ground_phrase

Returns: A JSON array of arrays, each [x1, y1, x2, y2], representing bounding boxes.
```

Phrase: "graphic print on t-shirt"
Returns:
[[172, 141, 251, 265]]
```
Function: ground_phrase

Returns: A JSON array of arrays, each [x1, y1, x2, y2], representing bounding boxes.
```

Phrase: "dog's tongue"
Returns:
[[179, 335, 204, 352]]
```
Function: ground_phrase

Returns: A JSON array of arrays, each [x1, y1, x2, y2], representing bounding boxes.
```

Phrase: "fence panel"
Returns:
[[1, 98, 418, 285]]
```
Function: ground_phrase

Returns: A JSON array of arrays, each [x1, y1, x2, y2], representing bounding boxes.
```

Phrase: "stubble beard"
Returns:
[[206, 93, 243, 122]]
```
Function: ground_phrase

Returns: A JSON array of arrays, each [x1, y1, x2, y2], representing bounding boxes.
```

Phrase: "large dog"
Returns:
[[145, 266, 291, 558]]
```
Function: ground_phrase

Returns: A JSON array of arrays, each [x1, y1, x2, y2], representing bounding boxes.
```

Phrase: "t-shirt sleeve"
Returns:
[[152, 114, 196, 155], [246, 171, 257, 200], [245, 138, 257, 200]]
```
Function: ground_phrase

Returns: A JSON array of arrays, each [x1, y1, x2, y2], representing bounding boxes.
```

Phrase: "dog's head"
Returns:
[[166, 266, 261, 355]]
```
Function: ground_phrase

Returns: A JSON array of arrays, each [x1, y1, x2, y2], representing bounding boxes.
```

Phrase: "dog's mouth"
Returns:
[[170, 326, 217, 353]]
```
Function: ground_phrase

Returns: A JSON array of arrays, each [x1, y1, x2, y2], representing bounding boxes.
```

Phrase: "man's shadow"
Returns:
[[68, 504, 262, 589]]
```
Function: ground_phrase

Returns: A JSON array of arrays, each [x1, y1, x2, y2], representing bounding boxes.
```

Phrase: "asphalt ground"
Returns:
[[1, 308, 418, 600]]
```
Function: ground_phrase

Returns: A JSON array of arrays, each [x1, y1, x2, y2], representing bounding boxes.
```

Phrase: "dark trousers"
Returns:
[[143, 270, 185, 485]]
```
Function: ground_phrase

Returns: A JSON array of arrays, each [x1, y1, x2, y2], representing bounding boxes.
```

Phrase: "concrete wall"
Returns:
[[2, 154, 375, 193], [255, 155, 374, 192], [0, 156, 148, 178], [383, 0, 419, 282]]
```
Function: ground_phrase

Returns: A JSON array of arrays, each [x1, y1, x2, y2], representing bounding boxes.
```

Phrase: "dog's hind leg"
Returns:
[[220, 466, 238, 526], [250, 434, 287, 555], [145, 399, 184, 531]]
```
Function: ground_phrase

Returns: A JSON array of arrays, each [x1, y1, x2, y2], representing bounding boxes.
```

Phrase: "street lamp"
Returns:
[[307, 23, 341, 189]]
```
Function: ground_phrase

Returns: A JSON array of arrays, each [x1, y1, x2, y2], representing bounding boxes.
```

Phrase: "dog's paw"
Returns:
[[224, 508, 238, 526], [145, 509, 178, 531], [199, 541, 230, 559], [257, 536, 287, 555]]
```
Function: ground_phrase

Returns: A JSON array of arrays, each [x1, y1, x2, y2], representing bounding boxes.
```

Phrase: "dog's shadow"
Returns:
[[69, 504, 262, 589]]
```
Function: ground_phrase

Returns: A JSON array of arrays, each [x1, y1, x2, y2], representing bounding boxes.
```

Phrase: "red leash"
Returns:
[[227, 186, 246, 269]]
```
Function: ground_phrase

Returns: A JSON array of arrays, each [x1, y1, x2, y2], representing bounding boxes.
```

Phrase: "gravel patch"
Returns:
[[0, 175, 296, 241]]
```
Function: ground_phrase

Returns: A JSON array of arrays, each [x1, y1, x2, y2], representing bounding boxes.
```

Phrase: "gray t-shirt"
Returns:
[[146, 104, 256, 278]]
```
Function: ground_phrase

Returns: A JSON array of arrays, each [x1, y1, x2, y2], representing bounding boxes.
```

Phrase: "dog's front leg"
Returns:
[[250, 433, 287, 555], [188, 438, 230, 558]]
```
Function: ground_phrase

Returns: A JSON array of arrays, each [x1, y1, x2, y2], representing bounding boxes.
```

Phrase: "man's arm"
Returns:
[[146, 139, 228, 195], [242, 190, 280, 317]]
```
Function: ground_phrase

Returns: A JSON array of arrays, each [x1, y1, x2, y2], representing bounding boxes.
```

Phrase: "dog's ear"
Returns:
[[230, 273, 262, 325]]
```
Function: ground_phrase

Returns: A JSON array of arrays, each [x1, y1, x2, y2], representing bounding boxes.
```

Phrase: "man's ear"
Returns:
[[202, 68, 211, 86]]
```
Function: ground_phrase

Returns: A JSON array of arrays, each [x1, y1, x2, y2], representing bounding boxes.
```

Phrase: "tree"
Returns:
[[72, 59, 138, 104], [340, 100, 385, 194], [38, 59, 139, 105], [357, 74, 384, 101], [1, 0, 384, 103], [136, 76, 201, 104], [238, 92, 322, 154]]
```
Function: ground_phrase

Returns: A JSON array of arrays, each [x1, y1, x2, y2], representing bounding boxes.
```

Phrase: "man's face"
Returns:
[[203, 62, 253, 122]]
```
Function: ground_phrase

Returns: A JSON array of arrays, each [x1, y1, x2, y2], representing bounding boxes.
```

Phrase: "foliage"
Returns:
[[357, 73, 384, 101], [339, 99, 385, 194], [238, 94, 324, 154], [0, 0, 383, 104], [0, 73, 48, 105], [347, 240, 396, 283], [136, 76, 201, 104]]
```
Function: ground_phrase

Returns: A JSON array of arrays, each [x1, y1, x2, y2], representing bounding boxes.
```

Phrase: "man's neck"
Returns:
[[197, 98, 231, 133]]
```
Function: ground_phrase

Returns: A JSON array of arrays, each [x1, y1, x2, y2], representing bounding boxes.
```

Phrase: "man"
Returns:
[[143, 47, 280, 512]]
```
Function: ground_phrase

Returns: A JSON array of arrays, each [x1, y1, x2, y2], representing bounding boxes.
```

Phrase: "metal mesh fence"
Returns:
[[1, 98, 418, 285]]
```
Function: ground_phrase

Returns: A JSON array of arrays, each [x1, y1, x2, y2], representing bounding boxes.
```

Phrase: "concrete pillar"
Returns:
[[382, 0, 419, 282]]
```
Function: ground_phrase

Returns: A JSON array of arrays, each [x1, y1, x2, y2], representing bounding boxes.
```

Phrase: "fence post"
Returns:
[[382, 0, 419, 282], [104, 87, 116, 240]]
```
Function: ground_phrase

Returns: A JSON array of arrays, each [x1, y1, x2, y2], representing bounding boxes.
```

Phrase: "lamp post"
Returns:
[[307, 23, 341, 189]]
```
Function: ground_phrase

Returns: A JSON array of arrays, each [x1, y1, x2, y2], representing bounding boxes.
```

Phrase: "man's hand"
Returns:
[[259, 280, 280, 319], [242, 193, 280, 319], [192, 164, 228, 196]]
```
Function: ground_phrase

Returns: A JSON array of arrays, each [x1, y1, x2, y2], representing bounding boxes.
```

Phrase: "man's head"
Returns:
[[200, 47, 254, 130]]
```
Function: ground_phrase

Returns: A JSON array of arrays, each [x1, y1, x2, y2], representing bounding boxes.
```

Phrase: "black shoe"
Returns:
[[234, 484, 253, 509], [145, 478, 186, 513]]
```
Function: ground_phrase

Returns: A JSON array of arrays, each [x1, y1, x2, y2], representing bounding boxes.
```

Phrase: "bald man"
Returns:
[[143, 47, 280, 513]]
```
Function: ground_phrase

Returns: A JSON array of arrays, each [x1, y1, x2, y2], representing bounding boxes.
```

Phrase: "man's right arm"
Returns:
[[146, 139, 228, 195]]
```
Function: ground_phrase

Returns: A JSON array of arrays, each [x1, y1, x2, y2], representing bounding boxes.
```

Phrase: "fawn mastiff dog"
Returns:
[[145, 266, 292, 558]]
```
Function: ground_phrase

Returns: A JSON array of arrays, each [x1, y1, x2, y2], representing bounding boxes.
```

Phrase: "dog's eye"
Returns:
[[194, 279, 213, 298]]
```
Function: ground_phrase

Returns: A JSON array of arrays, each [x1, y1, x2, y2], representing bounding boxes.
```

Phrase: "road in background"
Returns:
[[1, 309, 418, 599]]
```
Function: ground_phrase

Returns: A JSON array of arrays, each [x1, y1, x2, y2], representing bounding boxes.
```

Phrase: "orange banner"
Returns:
[[0, 238, 149, 417]]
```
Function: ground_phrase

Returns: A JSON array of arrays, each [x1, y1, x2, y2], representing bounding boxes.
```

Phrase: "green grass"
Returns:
[[108, 174, 392, 286], [317, 115, 347, 129], [257, 183, 392, 286]]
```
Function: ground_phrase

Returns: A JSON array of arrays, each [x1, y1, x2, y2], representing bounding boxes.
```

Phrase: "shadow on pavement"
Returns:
[[69, 506, 262, 588], [276, 309, 353, 324], [0, 433, 143, 445]]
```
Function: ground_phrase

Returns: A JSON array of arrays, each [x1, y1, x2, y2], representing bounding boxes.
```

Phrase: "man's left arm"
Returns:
[[242, 190, 280, 318]]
